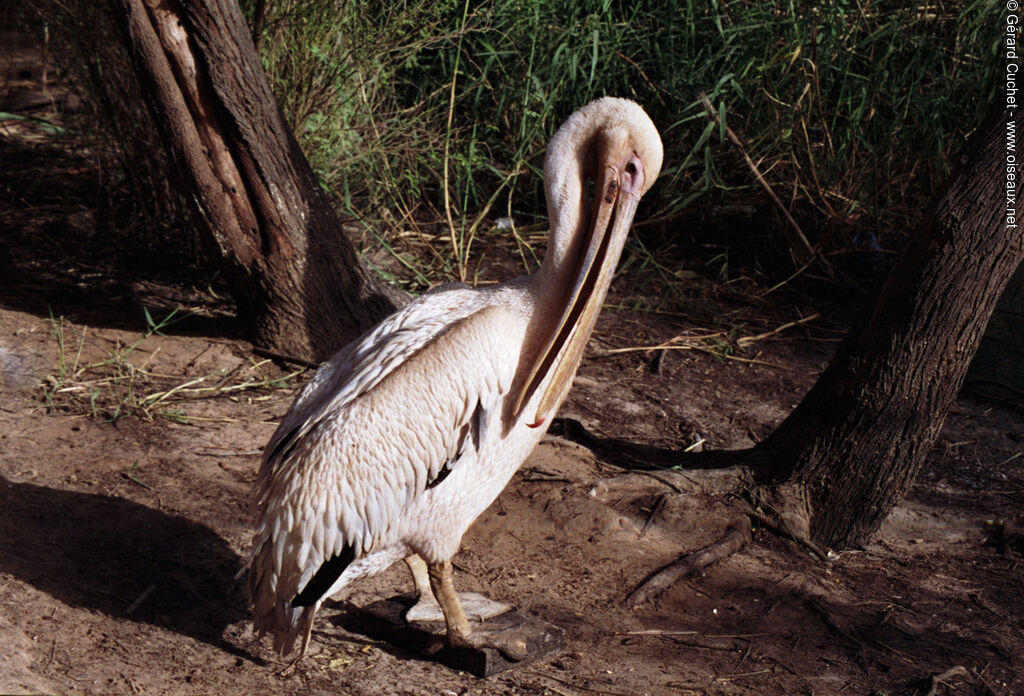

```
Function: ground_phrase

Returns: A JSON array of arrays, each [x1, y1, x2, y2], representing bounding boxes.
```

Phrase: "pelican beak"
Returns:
[[516, 145, 646, 426]]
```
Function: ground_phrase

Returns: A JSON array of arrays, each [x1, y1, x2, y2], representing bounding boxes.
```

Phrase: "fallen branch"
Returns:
[[627, 516, 752, 608], [922, 665, 968, 696]]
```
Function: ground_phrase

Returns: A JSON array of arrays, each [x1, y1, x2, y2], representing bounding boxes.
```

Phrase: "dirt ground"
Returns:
[[2, 33, 1023, 696]]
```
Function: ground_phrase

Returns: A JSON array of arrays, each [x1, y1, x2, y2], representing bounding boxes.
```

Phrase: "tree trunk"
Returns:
[[113, 0, 404, 363], [752, 107, 1023, 550], [965, 261, 1024, 408]]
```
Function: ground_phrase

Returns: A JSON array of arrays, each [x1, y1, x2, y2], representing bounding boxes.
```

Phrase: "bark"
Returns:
[[113, 0, 403, 363], [752, 107, 1023, 550]]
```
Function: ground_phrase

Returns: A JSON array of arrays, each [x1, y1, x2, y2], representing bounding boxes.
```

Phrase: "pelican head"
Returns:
[[515, 97, 663, 425]]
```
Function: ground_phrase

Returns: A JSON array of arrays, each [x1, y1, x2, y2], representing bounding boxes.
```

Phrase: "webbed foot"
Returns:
[[405, 591, 511, 623]]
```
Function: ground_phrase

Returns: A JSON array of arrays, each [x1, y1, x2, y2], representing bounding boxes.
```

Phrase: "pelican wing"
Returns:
[[261, 283, 481, 469], [248, 291, 520, 643]]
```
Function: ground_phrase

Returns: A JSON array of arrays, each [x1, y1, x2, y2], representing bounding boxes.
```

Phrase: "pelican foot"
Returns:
[[458, 629, 530, 662], [405, 591, 511, 624], [424, 626, 530, 662]]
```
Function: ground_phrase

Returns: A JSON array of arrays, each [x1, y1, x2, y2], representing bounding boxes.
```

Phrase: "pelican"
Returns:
[[246, 97, 663, 663]]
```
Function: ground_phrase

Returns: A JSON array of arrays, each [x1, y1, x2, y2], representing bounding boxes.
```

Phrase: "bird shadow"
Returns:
[[0, 475, 255, 659], [324, 598, 440, 665]]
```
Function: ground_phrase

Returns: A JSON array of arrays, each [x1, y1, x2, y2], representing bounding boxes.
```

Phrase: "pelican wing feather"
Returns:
[[247, 288, 519, 650]]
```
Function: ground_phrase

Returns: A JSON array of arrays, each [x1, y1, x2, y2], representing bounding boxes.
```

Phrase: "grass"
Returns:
[[240, 0, 1000, 289], [42, 309, 305, 423]]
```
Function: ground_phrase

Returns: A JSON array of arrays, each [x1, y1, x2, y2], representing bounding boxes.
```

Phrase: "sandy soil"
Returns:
[[2, 31, 1023, 696], [0, 281, 1021, 696]]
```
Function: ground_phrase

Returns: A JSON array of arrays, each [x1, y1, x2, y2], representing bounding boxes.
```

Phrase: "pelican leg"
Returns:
[[403, 555, 443, 621], [425, 559, 527, 661], [405, 555, 512, 623], [426, 559, 472, 644]]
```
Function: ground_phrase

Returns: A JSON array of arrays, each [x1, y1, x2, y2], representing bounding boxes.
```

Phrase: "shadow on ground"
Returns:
[[0, 475, 249, 656], [0, 137, 238, 338]]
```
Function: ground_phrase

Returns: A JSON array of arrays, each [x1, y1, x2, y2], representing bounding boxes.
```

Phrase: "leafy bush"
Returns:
[[245, 0, 999, 282]]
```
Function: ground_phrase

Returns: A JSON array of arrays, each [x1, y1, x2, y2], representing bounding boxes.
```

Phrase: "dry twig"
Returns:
[[737, 313, 821, 347], [549, 417, 735, 471]]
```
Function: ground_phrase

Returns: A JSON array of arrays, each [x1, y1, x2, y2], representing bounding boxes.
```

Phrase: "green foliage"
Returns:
[[243, 0, 998, 285]]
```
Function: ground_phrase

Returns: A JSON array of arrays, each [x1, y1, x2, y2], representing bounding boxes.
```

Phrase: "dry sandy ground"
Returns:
[[0, 291, 1021, 696]]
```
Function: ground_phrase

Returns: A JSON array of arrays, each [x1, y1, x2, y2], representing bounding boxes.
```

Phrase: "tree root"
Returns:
[[921, 665, 968, 696], [627, 517, 752, 608], [746, 508, 829, 562], [252, 345, 318, 368], [553, 417, 831, 563]]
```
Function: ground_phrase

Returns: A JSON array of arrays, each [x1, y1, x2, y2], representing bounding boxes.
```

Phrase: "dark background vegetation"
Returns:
[[7, 0, 1003, 296]]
